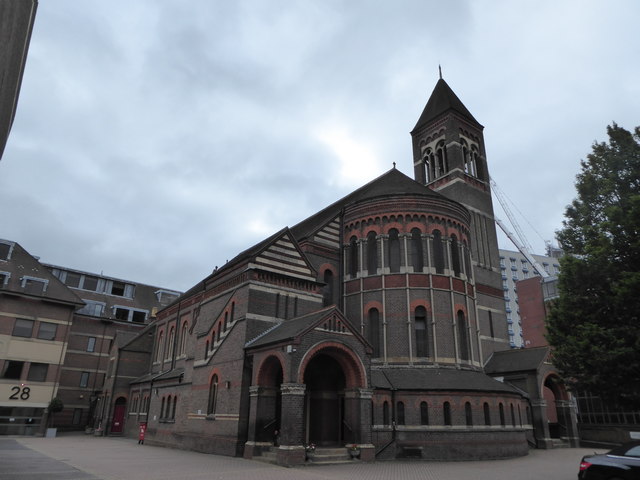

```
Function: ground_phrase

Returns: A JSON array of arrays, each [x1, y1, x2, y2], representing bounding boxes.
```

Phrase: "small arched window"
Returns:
[[366, 231, 377, 275], [433, 229, 445, 274], [323, 269, 335, 307], [388, 229, 401, 273], [223, 312, 228, 331], [156, 331, 164, 363], [510, 403, 516, 427], [436, 141, 448, 177], [484, 402, 491, 426], [349, 236, 359, 277], [180, 322, 188, 356], [172, 396, 177, 419], [383, 401, 390, 426], [207, 374, 218, 415], [420, 401, 429, 425], [465, 402, 473, 426], [499, 403, 505, 426], [414, 306, 429, 357], [443, 401, 452, 426], [457, 310, 469, 361], [451, 234, 460, 277], [160, 396, 166, 419], [368, 308, 381, 358], [396, 401, 405, 425], [411, 228, 423, 272], [166, 327, 175, 360]]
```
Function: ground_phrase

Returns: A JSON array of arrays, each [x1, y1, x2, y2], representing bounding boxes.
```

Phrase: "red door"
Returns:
[[111, 398, 127, 433]]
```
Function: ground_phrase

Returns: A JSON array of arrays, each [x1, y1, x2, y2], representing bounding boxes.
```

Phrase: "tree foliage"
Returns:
[[547, 123, 640, 408]]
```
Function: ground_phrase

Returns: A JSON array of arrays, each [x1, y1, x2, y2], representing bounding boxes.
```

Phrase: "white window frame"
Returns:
[[20, 276, 49, 293]]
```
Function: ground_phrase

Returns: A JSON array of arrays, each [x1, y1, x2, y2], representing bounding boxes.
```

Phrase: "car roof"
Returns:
[[609, 441, 640, 457]]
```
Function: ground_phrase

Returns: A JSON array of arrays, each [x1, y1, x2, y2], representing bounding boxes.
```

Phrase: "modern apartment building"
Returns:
[[498, 248, 561, 348]]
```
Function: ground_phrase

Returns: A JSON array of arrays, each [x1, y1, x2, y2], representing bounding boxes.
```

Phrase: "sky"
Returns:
[[1, 0, 639, 293]]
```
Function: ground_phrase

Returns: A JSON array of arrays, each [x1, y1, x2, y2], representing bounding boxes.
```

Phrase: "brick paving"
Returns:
[[1, 433, 605, 480]]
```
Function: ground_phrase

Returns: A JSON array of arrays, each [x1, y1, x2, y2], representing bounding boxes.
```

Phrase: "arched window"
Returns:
[[223, 312, 228, 331], [207, 374, 218, 415], [368, 308, 381, 358], [156, 331, 164, 363], [160, 396, 166, 419], [323, 269, 335, 306], [518, 404, 522, 426], [180, 322, 188, 356], [443, 401, 452, 426], [465, 402, 473, 426], [172, 396, 177, 419], [414, 306, 429, 357], [451, 234, 460, 277], [397, 401, 405, 425], [499, 403, 505, 426], [457, 310, 469, 361], [349, 236, 358, 277], [411, 228, 424, 272], [422, 149, 433, 183], [510, 403, 516, 427], [205, 340, 209, 358], [366, 231, 377, 275], [526, 406, 532, 425], [388, 228, 401, 273], [166, 327, 175, 360], [483, 402, 491, 426], [420, 401, 429, 425], [383, 401, 390, 425], [470, 146, 479, 178], [230, 302, 235, 322], [433, 230, 444, 274], [436, 141, 448, 177]]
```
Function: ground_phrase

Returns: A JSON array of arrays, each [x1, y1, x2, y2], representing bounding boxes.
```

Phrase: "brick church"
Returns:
[[97, 77, 578, 464]]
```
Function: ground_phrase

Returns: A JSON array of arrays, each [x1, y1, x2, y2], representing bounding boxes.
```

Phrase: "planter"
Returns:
[[349, 449, 360, 459], [45, 428, 57, 438]]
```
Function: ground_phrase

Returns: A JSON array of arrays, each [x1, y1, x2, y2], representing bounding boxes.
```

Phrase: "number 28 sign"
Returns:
[[9, 385, 31, 400]]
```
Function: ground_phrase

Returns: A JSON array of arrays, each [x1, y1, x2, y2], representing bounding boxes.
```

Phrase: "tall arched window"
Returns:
[[383, 401, 390, 425], [366, 231, 377, 275], [457, 310, 470, 361], [349, 236, 358, 277], [323, 269, 335, 307], [484, 402, 491, 426], [426, 148, 436, 181], [451, 234, 460, 277], [388, 228, 400, 273], [499, 403, 505, 426], [166, 327, 175, 360], [368, 308, 381, 358], [436, 141, 448, 177], [207, 374, 218, 415], [396, 401, 405, 425], [510, 403, 516, 427], [420, 401, 429, 425], [414, 306, 429, 357], [433, 229, 444, 274], [411, 228, 424, 272], [230, 302, 235, 322], [156, 331, 164, 363], [172, 396, 177, 419], [443, 401, 452, 426], [180, 322, 188, 356], [223, 312, 228, 331], [465, 402, 473, 426]]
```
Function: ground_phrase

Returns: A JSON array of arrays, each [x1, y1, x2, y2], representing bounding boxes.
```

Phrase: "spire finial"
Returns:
[[393, 161, 396, 169], [439, 64, 443, 79]]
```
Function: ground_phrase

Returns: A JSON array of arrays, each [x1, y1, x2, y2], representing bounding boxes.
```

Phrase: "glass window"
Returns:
[[465, 402, 473, 426], [415, 306, 428, 357], [72, 408, 83, 425], [396, 401, 405, 425], [87, 337, 96, 352], [420, 401, 429, 425], [65, 272, 81, 288], [23, 278, 46, 294], [13, 319, 34, 337], [131, 310, 146, 323], [2, 360, 24, 379], [37, 322, 57, 341], [79, 372, 90, 387], [82, 276, 99, 291], [443, 402, 452, 426], [27, 363, 48, 382], [366, 231, 377, 275], [110, 281, 126, 296], [388, 229, 401, 273], [207, 375, 218, 415], [0, 242, 12, 260]]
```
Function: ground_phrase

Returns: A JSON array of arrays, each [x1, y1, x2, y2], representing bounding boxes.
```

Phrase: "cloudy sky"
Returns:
[[2, 1, 639, 292]]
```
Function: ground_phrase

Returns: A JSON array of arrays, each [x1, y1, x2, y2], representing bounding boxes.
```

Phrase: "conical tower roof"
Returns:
[[411, 78, 482, 133]]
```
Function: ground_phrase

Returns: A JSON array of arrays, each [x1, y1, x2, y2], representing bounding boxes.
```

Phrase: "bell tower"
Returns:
[[411, 75, 508, 354]]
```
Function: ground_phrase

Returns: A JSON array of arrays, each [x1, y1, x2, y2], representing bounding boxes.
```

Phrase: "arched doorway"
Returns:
[[304, 353, 346, 446], [110, 397, 127, 434], [543, 374, 568, 439], [255, 356, 283, 444]]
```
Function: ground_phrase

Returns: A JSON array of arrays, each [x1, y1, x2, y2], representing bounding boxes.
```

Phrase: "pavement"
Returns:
[[0, 433, 605, 480]]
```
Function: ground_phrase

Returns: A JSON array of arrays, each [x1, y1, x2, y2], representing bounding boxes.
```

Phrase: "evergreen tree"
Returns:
[[547, 123, 640, 408]]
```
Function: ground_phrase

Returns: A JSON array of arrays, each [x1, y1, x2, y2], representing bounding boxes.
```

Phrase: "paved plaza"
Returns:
[[1, 433, 601, 480]]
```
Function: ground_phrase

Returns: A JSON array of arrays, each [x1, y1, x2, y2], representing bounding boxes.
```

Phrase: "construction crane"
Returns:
[[490, 177, 549, 278]]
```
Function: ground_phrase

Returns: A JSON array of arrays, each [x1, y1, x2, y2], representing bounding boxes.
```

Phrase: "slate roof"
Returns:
[[245, 305, 339, 348], [371, 367, 521, 394], [411, 78, 482, 133], [484, 347, 550, 375]]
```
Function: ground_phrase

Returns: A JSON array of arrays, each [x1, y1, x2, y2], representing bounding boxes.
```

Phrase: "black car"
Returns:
[[579, 441, 640, 479]]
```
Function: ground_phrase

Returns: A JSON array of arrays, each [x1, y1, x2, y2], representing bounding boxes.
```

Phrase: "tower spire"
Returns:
[[439, 64, 442, 80]]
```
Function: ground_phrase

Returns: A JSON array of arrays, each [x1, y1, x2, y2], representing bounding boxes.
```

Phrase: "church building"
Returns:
[[100, 78, 578, 464]]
